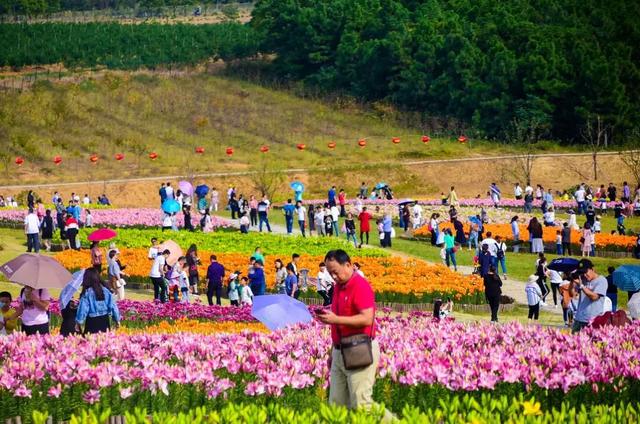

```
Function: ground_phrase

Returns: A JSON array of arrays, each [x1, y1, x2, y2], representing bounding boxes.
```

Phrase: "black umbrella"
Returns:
[[547, 257, 580, 273]]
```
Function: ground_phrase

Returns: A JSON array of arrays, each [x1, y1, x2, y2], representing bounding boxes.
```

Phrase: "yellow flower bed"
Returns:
[[120, 318, 268, 335]]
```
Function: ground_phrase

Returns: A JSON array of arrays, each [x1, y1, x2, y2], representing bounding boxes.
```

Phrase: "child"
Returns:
[[228, 271, 241, 306], [525, 274, 543, 321], [240, 276, 254, 306], [555, 230, 562, 255], [598, 197, 607, 215], [239, 214, 250, 234], [179, 261, 190, 303], [0, 291, 18, 335], [440, 245, 447, 266], [377, 219, 384, 246], [593, 216, 602, 233]]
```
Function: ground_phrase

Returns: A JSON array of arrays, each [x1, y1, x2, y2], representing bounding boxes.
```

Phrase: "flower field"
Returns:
[[1, 313, 639, 421], [0, 208, 232, 229], [415, 222, 638, 250], [54, 249, 483, 302]]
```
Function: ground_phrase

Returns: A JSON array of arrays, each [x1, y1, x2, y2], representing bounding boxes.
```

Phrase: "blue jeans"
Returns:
[[556, 244, 562, 255], [298, 220, 306, 237], [285, 216, 293, 234], [332, 221, 339, 236], [607, 293, 618, 312], [577, 201, 585, 215], [258, 212, 272, 232], [468, 231, 478, 250], [445, 248, 457, 270], [524, 202, 532, 213], [26, 233, 40, 253], [497, 256, 507, 274], [346, 232, 358, 247]]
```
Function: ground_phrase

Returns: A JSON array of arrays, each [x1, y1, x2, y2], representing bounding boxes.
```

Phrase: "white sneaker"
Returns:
[[540, 301, 547, 307]]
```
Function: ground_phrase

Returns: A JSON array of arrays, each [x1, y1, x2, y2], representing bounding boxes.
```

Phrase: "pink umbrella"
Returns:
[[158, 240, 183, 266], [87, 228, 118, 242], [0, 254, 72, 289], [179, 181, 193, 196]]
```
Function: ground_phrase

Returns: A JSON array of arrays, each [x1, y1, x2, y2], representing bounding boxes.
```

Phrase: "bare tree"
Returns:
[[249, 159, 285, 201], [620, 149, 640, 189], [581, 115, 609, 181], [506, 115, 546, 186]]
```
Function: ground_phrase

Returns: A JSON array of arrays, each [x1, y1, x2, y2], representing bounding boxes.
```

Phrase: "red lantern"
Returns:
[[149, 152, 158, 160], [115, 153, 125, 161], [195, 146, 205, 154], [358, 139, 367, 148], [53, 156, 62, 165], [391, 137, 401, 144], [89, 154, 98, 164], [260, 145, 269, 153], [226, 147, 234, 156], [15, 157, 24, 166], [328, 141, 336, 149], [458, 135, 468, 144], [421, 135, 430, 143], [296, 143, 306, 151]]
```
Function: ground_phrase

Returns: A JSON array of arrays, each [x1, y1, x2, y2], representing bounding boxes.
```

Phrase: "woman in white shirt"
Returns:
[[543, 206, 556, 226], [162, 213, 173, 231]]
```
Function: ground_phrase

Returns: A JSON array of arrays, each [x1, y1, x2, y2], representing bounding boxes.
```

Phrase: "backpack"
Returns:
[[591, 310, 631, 329], [496, 243, 505, 259]]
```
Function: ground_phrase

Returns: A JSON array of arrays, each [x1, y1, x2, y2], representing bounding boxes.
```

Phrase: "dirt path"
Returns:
[[1, 150, 636, 191]]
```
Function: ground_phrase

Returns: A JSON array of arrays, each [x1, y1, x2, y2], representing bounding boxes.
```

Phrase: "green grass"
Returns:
[[0, 73, 578, 194]]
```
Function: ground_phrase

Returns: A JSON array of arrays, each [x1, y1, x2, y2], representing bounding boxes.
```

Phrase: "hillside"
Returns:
[[0, 72, 562, 183]]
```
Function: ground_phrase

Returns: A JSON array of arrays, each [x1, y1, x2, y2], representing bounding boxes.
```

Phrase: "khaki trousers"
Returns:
[[329, 339, 380, 409]]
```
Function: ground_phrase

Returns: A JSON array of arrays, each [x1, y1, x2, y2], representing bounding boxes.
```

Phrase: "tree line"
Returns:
[[251, 0, 640, 142], [0, 0, 250, 16], [0, 22, 258, 69]]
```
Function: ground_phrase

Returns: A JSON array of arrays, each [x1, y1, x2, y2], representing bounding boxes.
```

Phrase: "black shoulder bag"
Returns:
[[335, 298, 374, 370]]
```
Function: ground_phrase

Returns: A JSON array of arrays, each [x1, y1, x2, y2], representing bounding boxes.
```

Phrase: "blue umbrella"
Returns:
[[195, 184, 209, 198], [162, 199, 181, 214], [547, 258, 580, 273], [613, 265, 640, 292], [59, 270, 85, 310], [290, 181, 305, 192], [251, 294, 313, 331], [375, 182, 387, 190]]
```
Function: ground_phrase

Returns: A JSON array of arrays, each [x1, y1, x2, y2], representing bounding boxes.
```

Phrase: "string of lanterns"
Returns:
[[11, 135, 468, 166]]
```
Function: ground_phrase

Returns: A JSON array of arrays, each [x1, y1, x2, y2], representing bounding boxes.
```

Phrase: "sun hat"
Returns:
[[527, 275, 539, 285]]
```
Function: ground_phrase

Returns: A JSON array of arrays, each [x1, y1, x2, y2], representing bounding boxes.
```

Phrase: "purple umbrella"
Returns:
[[0, 254, 72, 289], [251, 294, 313, 331], [179, 181, 193, 196]]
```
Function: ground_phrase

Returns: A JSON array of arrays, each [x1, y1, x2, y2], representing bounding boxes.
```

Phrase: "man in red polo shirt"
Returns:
[[317, 249, 380, 411]]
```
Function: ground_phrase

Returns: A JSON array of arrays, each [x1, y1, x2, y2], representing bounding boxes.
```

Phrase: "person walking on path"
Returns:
[[525, 275, 543, 321], [382, 213, 392, 248], [483, 266, 502, 322], [206, 255, 225, 306], [316, 250, 393, 422], [358, 207, 372, 246], [296, 201, 307, 237], [570, 259, 607, 333], [443, 229, 457, 272], [257, 196, 272, 233], [510, 216, 521, 253], [283, 199, 296, 235], [24, 208, 40, 253]]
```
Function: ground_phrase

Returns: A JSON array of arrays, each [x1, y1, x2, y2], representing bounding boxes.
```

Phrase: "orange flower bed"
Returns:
[[415, 222, 636, 249], [54, 248, 482, 298], [120, 318, 268, 335]]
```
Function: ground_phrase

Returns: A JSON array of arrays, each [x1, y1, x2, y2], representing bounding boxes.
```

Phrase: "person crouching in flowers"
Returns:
[[76, 268, 120, 334]]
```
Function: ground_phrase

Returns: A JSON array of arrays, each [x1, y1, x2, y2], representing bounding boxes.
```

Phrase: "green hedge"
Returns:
[[16, 393, 640, 423]]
